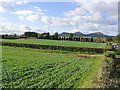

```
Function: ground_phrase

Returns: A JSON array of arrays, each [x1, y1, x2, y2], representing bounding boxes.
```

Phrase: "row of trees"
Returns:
[[1, 34, 18, 39], [38, 32, 59, 40], [37, 32, 106, 43], [24, 32, 100, 42], [1, 31, 120, 43], [58, 36, 94, 42]]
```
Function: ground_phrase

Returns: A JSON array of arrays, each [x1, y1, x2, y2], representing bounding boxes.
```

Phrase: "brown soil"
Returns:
[[63, 53, 104, 58]]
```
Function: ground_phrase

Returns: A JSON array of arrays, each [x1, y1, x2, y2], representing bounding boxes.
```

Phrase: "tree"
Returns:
[[63, 37, 65, 40], [106, 37, 113, 42], [4, 34, 8, 38], [24, 31, 38, 38], [51, 35, 54, 40], [78, 37, 80, 41], [72, 37, 75, 41], [13, 33, 17, 38], [2, 35, 4, 39], [58, 36, 61, 40], [117, 34, 120, 43], [43, 34, 47, 39], [69, 33, 73, 41], [81, 37, 83, 42], [54, 32, 58, 40], [114, 34, 120, 43], [38, 34, 41, 39], [7, 35, 12, 39], [46, 32, 50, 39], [66, 37, 69, 40], [91, 37, 94, 42], [38, 33, 46, 39]]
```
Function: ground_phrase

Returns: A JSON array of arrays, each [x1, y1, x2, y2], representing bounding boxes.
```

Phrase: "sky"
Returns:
[[0, 0, 119, 36]]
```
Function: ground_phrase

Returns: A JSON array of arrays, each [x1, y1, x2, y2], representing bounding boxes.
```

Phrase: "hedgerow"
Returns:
[[1, 42, 111, 53]]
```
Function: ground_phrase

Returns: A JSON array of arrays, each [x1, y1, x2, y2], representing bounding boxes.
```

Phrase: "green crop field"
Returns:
[[2, 46, 104, 88], [1, 39, 106, 48]]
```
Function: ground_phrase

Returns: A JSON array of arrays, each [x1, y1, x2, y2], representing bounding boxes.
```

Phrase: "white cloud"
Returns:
[[16, 0, 29, 5], [71, 28, 81, 33], [42, 25, 63, 35], [14, 10, 34, 16], [42, 25, 50, 32], [0, 22, 61, 35], [62, 1, 118, 35], [0, 0, 28, 13], [0, 5, 6, 13], [14, 7, 45, 22], [70, 23, 118, 36], [0, 16, 7, 21], [26, 15, 40, 22], [50, 17, 71, 27], [18, 16, 24, 20], [0, 23, 43, 35], [43, 9, 47, 12], [64, 2, 118, 25], [64, 8, 88, 17], [34, 6, 42, 12], [0, 0, 14, 13], [11, 1, 118, 36], [41, 16, 51, 24]]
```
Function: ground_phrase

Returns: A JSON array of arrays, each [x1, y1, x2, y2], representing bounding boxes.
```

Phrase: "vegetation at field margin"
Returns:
[[2, 46, 104, 88]]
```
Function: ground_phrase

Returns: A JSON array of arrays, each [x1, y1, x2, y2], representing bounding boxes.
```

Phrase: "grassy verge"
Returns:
[[74, 56, 104, 88]]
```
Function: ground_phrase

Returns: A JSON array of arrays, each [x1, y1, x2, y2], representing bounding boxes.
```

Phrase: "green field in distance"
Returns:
[[1, 39, 106, 48]]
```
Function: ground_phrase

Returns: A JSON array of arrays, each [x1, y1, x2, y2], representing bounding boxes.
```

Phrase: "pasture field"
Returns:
[[2, 46, 104, 88], [1, 39, 106, 48]]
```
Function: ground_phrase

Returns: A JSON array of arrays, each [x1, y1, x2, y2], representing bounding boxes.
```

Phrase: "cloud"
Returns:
[[70, 23, 118, 36], [49, 17, 71, 27], [42, 25, 63, 35], [14, 10, 34, 16], [0, 0, 14, 13], [41, 16, 51, 24], [0, 5, 6, 13], [59, 1, 118, 35], [0, 0, 29, 13], [16, 0, 29, 5], [12, 1, 118, 36], [26, 15, 40, 22], [14, 7, 45, 22], [64, 2, 118, 25], [64, 8, 88, 17], [34, 6, 42, 12], [0, 16, 7, 21], [0, 23, 43, 35]]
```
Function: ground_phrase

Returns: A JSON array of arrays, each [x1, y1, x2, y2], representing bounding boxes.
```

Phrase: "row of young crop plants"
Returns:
[[2, 55, 94, 88], [1, 42, 111, 53]]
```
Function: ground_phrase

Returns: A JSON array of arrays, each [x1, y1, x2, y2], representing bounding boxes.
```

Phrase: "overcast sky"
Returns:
[[0, 0, 119, 36]]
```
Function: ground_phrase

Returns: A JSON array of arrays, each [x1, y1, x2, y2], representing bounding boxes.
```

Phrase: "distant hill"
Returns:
[[59, 32, 113, 37], [59, 32, 70, 37], [85, 32, 110, 37], [74, 32, 84, 37]]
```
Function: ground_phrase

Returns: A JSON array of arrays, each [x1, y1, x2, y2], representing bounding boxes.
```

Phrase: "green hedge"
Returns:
[[1, 42, 111, 53], [104, 51, 116, 58]]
